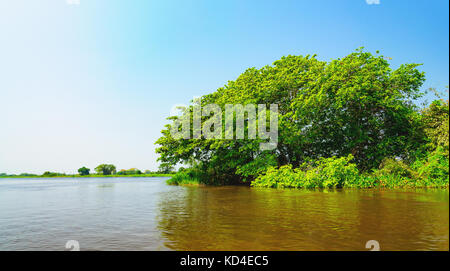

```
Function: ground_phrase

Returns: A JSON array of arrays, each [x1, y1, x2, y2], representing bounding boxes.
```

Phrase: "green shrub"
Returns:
[[167, 167, 202, 186], [19, 173, 38, 177], [251, 164, 296, 188], [369, 148, 449, 188], [375, 158, 416, 179], [366, 157, 414, 188], [41, 171, 67, 177], [413, 147, 449, 187], [252, 152, 449, 189], [252, 155, 360, 189], [117, 168, 142, 175]]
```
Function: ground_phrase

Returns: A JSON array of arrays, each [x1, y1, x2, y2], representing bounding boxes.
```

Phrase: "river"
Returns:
[[0, 177, 448, 250]]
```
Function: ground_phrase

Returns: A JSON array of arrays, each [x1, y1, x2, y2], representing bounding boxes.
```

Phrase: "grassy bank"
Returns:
[[0, 173, 174, 179], [166, 171, 202, 186]]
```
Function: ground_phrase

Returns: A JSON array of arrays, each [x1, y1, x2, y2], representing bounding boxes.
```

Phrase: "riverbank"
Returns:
[[0, 174, 174, 179], [167, 178, 449, 189], [166, 150, 449, 189]]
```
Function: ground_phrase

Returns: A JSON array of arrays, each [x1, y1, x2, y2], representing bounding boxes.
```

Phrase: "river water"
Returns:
[[0, 177, 448, 251]]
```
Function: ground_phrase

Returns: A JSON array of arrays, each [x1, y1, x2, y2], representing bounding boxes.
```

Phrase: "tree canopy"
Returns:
[[95, 164, 117, 175], [78, 167, 90, 176], [156, 49, 435, 185]]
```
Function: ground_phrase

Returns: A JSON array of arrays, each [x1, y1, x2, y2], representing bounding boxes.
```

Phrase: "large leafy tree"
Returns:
[[156, 49, 426, 184], [78, 166, 90, 176], [95, 164, 117, 175]]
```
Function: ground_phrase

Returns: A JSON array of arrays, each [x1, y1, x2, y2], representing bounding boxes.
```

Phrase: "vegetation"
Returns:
[[78, 167, 90, 176], [158, 163, 175, 174], [18, 173, 38, 177], [0, 164, 175, 179], [156, 49, 449, 188], [252, 155, 359, 189], [94, 164, 117, 175], [117, 168, 142, 175], [166, 168, 202, 186], [252, 150, 448, 189], [0, 173, 174, 179], [42, 171, 67, 177]]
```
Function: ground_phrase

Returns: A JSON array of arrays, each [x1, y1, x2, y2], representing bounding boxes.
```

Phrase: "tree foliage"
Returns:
[[252, 155, 360, 188], [156, 49, 433, 185], [95, 164, 117, 175], [117, 168, 142, 175], [78, 167, 90, 176], [158, 163, 175, 174], [421, 99, 449, 156]]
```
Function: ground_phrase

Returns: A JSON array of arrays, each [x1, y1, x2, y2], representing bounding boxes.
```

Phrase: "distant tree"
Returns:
[[117, 168, 143, 175], [19, 173, 37, 177], [95, 164, 117, 175], [117, 169, 127, 175], [78, 167, 90, 176], [422, 99, 449, 156], [0, 173, 7, 176], [42, 171, 65, 177], [127, 168, 142, 175]]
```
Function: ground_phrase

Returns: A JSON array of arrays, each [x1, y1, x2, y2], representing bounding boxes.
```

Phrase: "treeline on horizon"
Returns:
[[156, 48, 449, 189], [0, 164, 176, 178]]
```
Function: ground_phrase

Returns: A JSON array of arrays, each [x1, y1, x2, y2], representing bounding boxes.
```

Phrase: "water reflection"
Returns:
[[157, 187, 449, 251], [0, 178, 447, 250]]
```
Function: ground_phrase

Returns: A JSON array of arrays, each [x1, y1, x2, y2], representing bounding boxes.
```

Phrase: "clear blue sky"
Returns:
[[0, 0, 448, 174]]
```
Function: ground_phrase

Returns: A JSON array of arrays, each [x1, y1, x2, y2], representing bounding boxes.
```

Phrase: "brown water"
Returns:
[[0, 177, 448, 250]]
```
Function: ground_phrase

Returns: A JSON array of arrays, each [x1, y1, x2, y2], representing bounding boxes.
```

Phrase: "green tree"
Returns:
[[42, 171, 65, 177], [158, 163, 174, 174], [78, 167, 90, 176], [422, 99, 449, 156], [19, 173, 37, 177], [156, 49, 426, 184], [117, 168, 142, 175], [95, 164, 117, 175]]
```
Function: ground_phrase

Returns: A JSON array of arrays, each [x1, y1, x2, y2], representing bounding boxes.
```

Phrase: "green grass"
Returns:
[[166, 171, 202, 186], [0, 174, 174, 179]]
